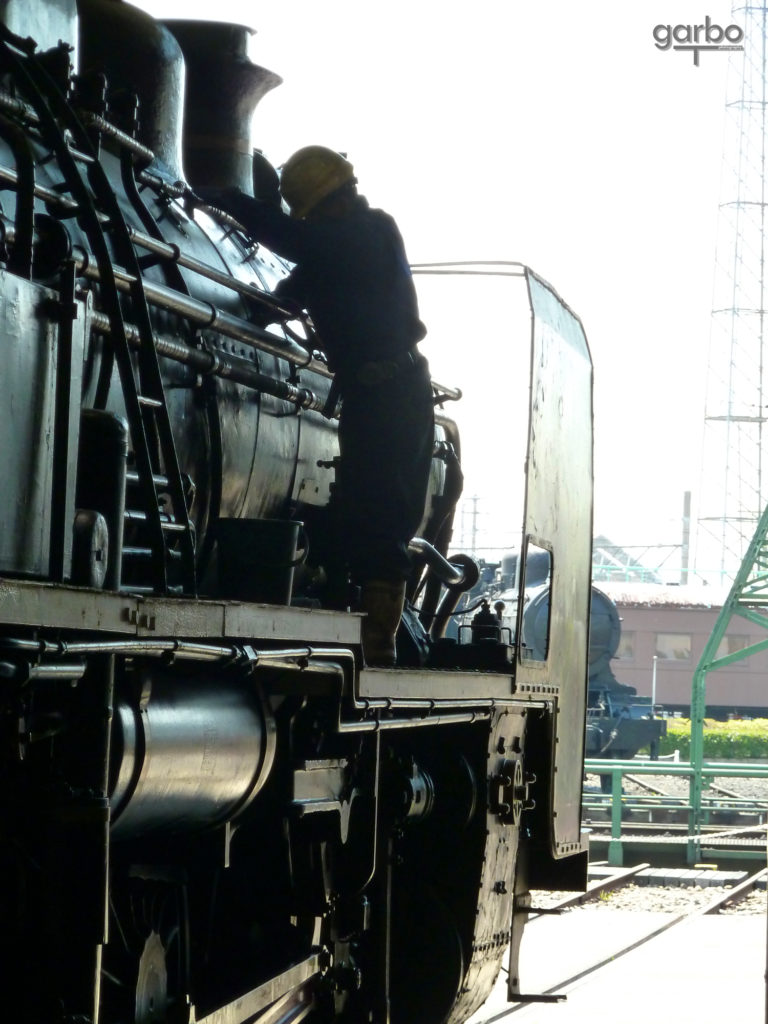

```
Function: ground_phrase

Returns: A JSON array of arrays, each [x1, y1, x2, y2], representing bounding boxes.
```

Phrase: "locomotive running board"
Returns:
[[358, 666, 516, 702], [0, 577, 360, 645]]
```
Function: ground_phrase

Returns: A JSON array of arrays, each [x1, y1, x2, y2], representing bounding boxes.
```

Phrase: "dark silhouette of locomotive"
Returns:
[[491, 553, 666, 763], [450, 557, 667, 795], [0, 2, 595, 1022]]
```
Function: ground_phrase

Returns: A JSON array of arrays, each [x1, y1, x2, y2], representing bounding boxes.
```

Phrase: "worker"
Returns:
[[202, 146, 434, 666]]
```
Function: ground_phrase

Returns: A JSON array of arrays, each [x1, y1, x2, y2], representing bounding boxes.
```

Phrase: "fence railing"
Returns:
[[583, 757, 768, 865]]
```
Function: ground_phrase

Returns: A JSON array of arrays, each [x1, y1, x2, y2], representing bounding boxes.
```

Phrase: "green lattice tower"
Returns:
[[688, 502, 768, 860]]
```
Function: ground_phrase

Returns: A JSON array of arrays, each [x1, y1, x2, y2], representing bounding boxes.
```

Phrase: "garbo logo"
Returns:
[[653, 16, 744, 65]]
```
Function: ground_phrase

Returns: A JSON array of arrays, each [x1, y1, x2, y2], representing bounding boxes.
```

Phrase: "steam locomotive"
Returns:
[[491, 554, 667, 761], [453, 555, 667, 783], [0, 2, 594, 1022]]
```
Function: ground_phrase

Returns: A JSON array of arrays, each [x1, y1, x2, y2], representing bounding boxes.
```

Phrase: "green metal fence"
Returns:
[[583, 757, 768, 865]]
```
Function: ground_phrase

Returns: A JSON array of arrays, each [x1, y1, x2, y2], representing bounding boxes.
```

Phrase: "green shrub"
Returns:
[[657, 718, 768, 760]]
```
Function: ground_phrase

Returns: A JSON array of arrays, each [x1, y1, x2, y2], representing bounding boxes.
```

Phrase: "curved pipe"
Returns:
[[408, 537, 475, 588], [407, 540, 480, 639], [429, 553, 481, 640]]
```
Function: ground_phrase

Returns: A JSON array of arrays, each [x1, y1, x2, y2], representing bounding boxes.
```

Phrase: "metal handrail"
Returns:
[[584, 755, 768, 866]]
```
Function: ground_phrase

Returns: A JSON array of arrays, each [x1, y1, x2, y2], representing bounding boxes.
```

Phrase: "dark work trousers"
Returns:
[[332, 355, 434, 584]]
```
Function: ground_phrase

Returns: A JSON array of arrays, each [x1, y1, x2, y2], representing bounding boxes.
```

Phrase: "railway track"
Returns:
[[622, 772, 753, 802], [620, 773, 735, 799], [468, 865, 767, 1023], [585, 818, 768, 867]]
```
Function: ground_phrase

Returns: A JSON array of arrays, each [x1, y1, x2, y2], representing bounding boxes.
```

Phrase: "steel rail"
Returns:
[[621, 772, 670, 796], [0, 636, 347, 667], [585, 757, 768, 778], [478, 867, 768, 1021], [527, 863, 651, 918]]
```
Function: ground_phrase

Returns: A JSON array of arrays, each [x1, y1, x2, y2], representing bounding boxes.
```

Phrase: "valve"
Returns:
[[491, 758, 536, 826]]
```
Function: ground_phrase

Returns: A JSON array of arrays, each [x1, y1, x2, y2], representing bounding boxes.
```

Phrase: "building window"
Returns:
[[616, 631, 635, 660], [715, 635, 749, 663], [655, 633, 691, 661]]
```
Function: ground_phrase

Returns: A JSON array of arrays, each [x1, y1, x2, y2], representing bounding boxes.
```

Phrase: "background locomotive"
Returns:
[[498, 555, 666, 762], [0, 2, 594, 1022], [452, 555, 666, 769]]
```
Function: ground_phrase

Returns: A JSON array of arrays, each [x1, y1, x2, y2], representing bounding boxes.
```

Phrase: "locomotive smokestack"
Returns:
[[77, 0, 187, 180], [163, 20, 282, 195]]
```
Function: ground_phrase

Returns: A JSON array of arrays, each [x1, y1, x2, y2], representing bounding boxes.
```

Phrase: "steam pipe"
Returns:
[[0, 160, 462, 399], [408, 537, 476, 589], [0, 636, 326, 665], [429, 553, 482, 640], [80, 111, 154, 164], [87, 309, 329, 414], [0, 161, 308, 319], [125, 223, 302, 320], [70, 246, 315, 365]]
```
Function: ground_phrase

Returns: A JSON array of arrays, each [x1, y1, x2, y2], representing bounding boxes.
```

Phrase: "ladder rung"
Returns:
[[122, 545, 182, 561], [122, 545, 153, 559], [124, 509, 183, 530], [119, 584, 185, 596], [161, 520, 188, 533], [126, 469, 170, 489]]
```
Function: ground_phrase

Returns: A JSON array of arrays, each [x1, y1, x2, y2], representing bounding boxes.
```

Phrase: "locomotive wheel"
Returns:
[[135, 931, 168, 1024], [389, 886, 464, 1024], [101, 878, 188, 1024]]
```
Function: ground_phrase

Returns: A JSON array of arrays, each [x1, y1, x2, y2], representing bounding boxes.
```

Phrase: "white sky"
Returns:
[[130, 0, 737, 573]]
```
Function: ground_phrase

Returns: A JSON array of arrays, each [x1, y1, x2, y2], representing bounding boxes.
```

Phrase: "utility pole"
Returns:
[[681, 490, 691, 585]]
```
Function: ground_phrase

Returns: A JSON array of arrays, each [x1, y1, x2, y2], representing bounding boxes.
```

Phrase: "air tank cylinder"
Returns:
[[109, 672, 276, 838]]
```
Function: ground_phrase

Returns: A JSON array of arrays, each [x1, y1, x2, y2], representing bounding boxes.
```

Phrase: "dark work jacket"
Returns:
[[216, 192, 426, 379]]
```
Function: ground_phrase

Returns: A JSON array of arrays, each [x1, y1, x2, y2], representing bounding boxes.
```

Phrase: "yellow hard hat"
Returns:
[[280, 146, 355, 218]]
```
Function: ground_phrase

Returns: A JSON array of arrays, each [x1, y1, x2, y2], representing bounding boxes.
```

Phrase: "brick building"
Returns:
[[596, 582, 768, 718]]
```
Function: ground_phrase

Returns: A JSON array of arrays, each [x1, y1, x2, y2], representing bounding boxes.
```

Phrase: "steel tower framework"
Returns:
[[696, 4, 768, 584]]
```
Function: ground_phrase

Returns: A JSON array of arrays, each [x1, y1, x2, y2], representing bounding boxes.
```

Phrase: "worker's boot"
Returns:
[[360, 580, 406, 667]]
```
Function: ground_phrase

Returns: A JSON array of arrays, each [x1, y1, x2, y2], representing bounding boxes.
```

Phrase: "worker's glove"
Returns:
[[247, 297, 304, 329], [193, 186, 257, 226], [193, 185, 240, 208], [274, 298, 305, 321], [247, 300, 279, 329]]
